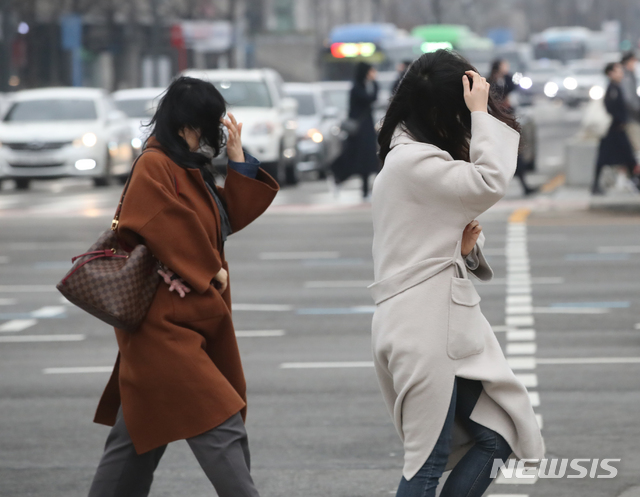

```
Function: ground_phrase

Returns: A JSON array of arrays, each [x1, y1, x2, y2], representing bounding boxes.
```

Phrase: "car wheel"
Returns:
[[93, 151, 113, 188], [15, 178, 30, 190], [117, 174, 129, 185]]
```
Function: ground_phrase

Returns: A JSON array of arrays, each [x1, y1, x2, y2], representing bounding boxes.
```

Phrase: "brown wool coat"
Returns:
[[93, 138, 279, 454]]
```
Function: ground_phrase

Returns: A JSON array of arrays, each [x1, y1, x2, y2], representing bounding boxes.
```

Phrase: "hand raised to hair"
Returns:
[[462, 71, 490, 113], [222, 112, 245, 163]]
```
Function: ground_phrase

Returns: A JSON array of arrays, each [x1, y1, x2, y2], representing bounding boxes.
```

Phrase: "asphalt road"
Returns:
[[1, 104, 639, 497]]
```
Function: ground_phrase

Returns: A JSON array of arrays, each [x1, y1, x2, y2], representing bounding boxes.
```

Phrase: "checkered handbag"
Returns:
[[56, 153, 160, 332]]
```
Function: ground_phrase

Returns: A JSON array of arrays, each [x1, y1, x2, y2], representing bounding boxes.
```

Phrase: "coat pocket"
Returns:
[[447, 277, 485, 360]]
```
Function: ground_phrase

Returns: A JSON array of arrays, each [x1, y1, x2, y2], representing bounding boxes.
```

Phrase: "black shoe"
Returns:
[[591, 187, 605, 195], [524, 186, 539, 196]]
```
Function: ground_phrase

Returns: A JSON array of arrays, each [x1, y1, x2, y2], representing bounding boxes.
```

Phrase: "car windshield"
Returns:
[[322, 89, 349, 112], [289, 93, 316, 116], [114, 99, 156, 118], [4, 99, 98, 122], [210, 80, 272, 108]]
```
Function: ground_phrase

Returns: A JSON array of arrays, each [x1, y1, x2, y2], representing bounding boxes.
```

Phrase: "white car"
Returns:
[[112, 87, 166, 156], [0, 87, 133, 189], [182, 68, 299, 185], [284, 83, 342, 178]]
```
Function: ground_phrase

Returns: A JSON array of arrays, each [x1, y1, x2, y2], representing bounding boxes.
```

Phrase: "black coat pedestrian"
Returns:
[[597, 81, 636, 169], [331, 69, 380, 185]]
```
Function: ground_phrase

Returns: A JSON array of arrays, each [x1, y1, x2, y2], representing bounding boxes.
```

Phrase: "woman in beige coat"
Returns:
[[370, 50, 544, 497]]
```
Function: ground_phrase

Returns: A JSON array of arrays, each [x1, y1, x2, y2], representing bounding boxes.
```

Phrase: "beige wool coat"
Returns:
[[369, 112, 545, 480]]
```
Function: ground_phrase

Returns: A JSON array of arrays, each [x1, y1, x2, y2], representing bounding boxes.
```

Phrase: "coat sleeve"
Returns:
[[117, 152, 223, 294], [454, 112, 520, 218], [465, 231, 493, 281], [219, 167, 279, 233]]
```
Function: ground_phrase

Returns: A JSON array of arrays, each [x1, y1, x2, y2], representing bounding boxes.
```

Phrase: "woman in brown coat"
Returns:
[[87, 77, 279, 497]]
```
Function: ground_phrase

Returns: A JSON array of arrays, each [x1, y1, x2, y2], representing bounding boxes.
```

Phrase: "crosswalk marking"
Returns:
[[280, 361, 373, 369], [43, 366, 111, 374], [236, 330, 285, 337], [259, 251, 340, 260], [0, 334, 85, 343], [31, 306, 66, 318], [0, 319, 37, 333]]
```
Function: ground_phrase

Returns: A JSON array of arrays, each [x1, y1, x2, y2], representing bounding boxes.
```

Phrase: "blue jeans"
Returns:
[[396, 377, 512, 497]]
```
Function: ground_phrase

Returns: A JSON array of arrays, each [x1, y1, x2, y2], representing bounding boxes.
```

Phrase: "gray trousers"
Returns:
[[88, 409, 260, 497]]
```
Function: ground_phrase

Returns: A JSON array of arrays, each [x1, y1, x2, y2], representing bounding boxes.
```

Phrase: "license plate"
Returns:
[[10, 153, 56, 165]]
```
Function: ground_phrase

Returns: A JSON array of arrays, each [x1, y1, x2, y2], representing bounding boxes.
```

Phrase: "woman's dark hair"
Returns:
[[146, 76, 227, 169], [604, 62, 620, 75], [354, 62, 373, 86], [378, 50, 520, 164]]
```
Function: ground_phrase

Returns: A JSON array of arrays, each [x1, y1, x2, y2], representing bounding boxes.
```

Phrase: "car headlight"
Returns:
[[131, 137, 143, 149], [307, 128, 323, 143], [589, 85, 605, 100], [544, 82, 559, 98], [73, 132, 98, 148], [563, 77, 578, 90], [251, 122, 276, 135], [519, 77, 533, 90]]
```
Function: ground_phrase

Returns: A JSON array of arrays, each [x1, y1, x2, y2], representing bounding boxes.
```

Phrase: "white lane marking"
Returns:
[[507, 329, 536, 341], [515, 373, 538, 388], [506, 305, 534, 315], [0, 319, 37, 333], [532, 307, 609, 314], [259, 251, 340, 260], [528, 391, 540, 406], [506, 343, 537, 355], [597, 245, 640, 253], [0, 285, 56, 292], [0, 298, 16, 305], [232, 304, 293, 312], [0, 256, 9, 264], [536, 356, 640, 365], [31, 306, 66, 318], [43, 366, 112, 374], [0, 334, 85, 343], [304, 280, 372, 288], [280, 361, 374, 369], [507, 295, 532, 305], [535, 413, 544, 429], [236, 330, 285, 337], [506, 286, 532, 295], [505, 315, 534, 327], [507, 356, 536, 370]]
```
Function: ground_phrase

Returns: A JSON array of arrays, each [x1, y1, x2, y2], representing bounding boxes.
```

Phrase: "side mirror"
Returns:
[[322, 106, 339, 119], [280, 97, 298, 114]]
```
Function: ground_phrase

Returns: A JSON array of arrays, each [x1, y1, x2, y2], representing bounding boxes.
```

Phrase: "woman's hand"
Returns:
[[158, 267, 191, 298], [461, 220, 482, 257], [222, 112, 245, 163], [213, 267, 228, 293], [462, 71, 490, 113]]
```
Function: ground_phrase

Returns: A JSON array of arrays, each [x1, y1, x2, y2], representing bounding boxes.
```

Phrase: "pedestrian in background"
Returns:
[[488, 58, 516, 105], [489, 57, 537, 195], [87, 76, 279, 497], [371, 50, 544, 497], [330, 61, 380, 200], [620, 51, 640, 154], [592, 62, 640, 195]]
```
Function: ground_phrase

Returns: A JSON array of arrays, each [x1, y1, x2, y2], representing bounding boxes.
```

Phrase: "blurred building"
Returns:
[[1, 0, 640, 89]]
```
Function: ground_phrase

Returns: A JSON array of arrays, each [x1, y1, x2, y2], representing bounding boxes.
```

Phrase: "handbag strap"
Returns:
[[110, 151, 150, 231]]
